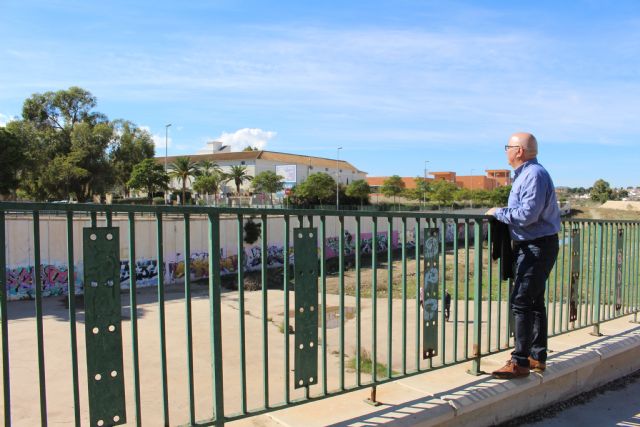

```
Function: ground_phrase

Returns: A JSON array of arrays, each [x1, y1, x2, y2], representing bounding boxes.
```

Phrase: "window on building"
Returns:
[[241, 161, 246, 165]]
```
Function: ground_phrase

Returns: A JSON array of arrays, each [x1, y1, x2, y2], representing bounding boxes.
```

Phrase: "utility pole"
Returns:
[[423, 160, 430, 208], [165, 123, 172, 203], [337, 147, 343, 210]]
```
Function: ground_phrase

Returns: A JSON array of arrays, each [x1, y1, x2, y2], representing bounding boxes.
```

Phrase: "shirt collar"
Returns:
[[513, 158, 538, 179]]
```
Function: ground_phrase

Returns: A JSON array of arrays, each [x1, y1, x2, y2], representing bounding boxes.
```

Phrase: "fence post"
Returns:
[[208, 213, 225, 425], [468, 219, 483, 375], [591, 222, 604, 336]]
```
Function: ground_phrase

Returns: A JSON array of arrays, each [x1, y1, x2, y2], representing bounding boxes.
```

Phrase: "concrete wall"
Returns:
[[6, 215, 474, 301]]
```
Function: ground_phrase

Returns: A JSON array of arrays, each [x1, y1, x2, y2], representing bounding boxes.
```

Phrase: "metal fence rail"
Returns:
[[0, 202, 638, 426]]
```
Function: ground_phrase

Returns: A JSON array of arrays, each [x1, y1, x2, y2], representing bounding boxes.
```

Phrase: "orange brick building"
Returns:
[[367, 169, 511, 192]]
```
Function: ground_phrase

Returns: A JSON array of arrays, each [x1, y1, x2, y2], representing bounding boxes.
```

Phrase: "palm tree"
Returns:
[[169, 156, 199, 205], [198, 160, 222, 177], [226, 165, 253, 195]]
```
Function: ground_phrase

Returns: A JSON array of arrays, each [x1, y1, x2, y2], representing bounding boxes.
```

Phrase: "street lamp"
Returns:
[[164, 124, 172, 172], [336, 147, 343, 210], [423, 160, 430, 208], [165, 124, 172, 203]]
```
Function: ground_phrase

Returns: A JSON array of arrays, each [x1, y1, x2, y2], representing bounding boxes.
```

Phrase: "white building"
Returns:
[[159, 146, 366, 197]]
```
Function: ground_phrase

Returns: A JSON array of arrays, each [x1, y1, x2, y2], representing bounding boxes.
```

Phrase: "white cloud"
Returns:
[[215, 128, 276, 151]]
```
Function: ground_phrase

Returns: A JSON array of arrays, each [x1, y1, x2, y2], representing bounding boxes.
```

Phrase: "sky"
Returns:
[[1, 0, 639, 188]]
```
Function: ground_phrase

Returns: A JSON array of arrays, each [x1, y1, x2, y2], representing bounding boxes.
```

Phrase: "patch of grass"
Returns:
[[347, 349, 396, 379]]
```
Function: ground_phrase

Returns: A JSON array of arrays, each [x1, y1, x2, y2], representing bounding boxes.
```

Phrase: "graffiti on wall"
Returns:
[[325, 231, 399, 258], [5, 223, 488, 301], [5, 264, 75, 300], [119, 259, 159, 289]]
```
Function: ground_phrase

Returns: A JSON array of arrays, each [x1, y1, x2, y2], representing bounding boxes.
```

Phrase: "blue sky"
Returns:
[[1, 1, 639, 187]]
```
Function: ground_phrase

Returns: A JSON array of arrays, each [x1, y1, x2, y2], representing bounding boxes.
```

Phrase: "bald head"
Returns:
[[509, 132, 538, 159]]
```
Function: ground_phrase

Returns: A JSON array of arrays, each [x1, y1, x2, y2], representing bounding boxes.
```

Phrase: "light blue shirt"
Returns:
[[494, 158, 561, 242]]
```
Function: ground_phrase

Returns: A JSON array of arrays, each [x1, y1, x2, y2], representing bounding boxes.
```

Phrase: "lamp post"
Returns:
[[336, 147, 343, 210], [164, 124, 172, 172], [164, 124, 171, 203], [423, 160, 430, 208]]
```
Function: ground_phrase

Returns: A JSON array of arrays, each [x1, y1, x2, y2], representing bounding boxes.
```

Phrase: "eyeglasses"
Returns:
[[504, 145, 521, 151]]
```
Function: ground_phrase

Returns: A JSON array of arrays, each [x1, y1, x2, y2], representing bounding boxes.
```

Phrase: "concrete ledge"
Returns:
[[244, 316, 640, 427]]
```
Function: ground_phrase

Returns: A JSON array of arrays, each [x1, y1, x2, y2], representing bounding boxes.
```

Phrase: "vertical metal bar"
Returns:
[[601, 223, 608, 321], [66, 212, 81, 427], [635, 224, 640, 321], [578, 222, 585, 327], [371, 218, 378, 383], [453, 219, 460, 360], [603, 224, 610, 319], [636, 223, 639, 316], [355, 217, 362, 386], [439, 219, 446, 365], [106, 210, 113, 228], [282, 215, 289, 404], [155, 212, 169, 426], [183, 213, 195, 425], [609, 224, 616, 319], [592, 223, 604, 335], [90, 211, 97, 228], [128, 212, 142, 426], [415, 218, 421, 371], [33, 211, 48, 426], [559, 223, 566, 332], [0, 211, 11, 427], [387, 217, 393, 377], [320, 216, 327, 395], [487, 220, 493, 352], [208, 213, 225, 423], [624, 224, 629, 314], [469, 219, 483, 375], [401, 218, 407, 375], [497, 257, 503, 349], [464, 219, 470, 360], [552, 227, 559, 334], [260, 214, 269, 408], [588, 223, 595, 325], [237, 215, 247, 411], [339, 215, 345, 389]]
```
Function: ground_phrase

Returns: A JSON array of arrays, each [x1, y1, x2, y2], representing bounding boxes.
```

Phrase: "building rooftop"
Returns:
[[156, 150, 364, 173]]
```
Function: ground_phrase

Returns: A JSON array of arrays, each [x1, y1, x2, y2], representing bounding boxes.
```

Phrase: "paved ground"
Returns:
[[0, 282, 633, 426]]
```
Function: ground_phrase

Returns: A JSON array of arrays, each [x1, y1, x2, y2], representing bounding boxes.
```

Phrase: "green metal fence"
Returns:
[[0, 202, 639, 426]]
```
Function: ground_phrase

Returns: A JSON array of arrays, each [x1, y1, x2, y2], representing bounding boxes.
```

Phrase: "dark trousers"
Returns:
[[510, 234, 559, 367]]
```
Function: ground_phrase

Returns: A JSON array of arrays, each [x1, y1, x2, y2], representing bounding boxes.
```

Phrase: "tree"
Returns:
[[294, 172, 336, 206], [489, 185, 511, 206], [0, 128, 25, 197], [193, 173, 225, 205], [226, 165, 254, 195], [198, 160, 222, 177], [169, 156, 199, 205], [242, 146, 259, 152], [345, 180, 371, 207], [414, 177, 431, 205], [9, 87, 113, 201], [252, 170, 284, 205], [430, 180, 458, 206], [381, 175, 405, 205], [591, 179, 613, 203], [127, 159, 169, 199], [109, 120, 155, 196]]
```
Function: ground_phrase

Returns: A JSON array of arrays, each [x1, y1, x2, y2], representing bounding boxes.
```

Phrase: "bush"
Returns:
[[152, 197, 165, 205]]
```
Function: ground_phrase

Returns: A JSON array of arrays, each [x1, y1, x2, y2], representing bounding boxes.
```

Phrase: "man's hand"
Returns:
[[485, 207, 498, 216]]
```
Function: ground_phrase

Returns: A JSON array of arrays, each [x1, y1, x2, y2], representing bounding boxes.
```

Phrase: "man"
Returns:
[[487, 132, 561, 379]]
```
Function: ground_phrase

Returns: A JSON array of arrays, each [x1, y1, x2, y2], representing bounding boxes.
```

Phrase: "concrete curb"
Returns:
[[259, 319, 640, 427]]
